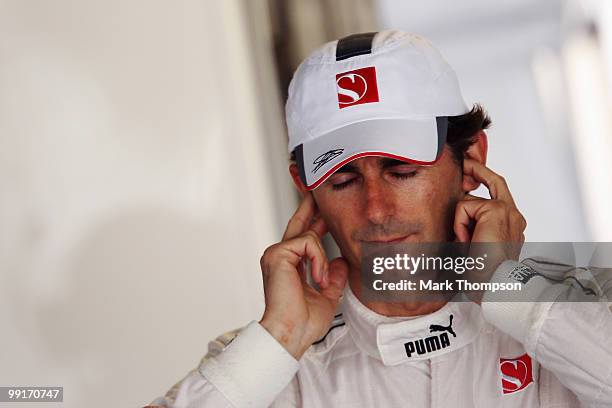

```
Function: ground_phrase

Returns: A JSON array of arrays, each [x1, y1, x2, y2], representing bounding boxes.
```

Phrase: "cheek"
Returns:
[[394, 173, 458, 226], [315, 191, 362, 260], [314, 192, 354, 237], [394, 177, 443, 215], [321, 212, 342, 238], [420, 171, 463, 237]]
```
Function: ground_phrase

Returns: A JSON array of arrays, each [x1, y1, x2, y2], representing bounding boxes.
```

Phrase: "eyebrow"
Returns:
[[335, 163, 358, 173], [380, 158, 415, 169], [335, 158, 416, 173]]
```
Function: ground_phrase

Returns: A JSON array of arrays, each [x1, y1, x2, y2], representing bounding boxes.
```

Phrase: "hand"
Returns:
[[259, 193, 348, 359], [453, 159, 527, 302]]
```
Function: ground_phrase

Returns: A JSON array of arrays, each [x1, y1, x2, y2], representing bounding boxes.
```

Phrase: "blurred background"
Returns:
[[1, 0, 611, 406]]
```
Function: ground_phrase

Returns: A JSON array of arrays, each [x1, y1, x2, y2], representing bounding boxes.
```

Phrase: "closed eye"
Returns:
[[390, 170, 418, 179], [331, 177, 357, 191], [329, 170, 418, 190]]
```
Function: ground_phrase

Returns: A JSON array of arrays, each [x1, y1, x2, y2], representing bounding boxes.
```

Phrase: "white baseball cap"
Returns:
[[286, 30, 469, 190]]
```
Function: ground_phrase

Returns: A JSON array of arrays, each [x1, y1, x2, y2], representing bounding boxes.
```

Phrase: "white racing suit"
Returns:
[[148, 258, 612, 407]]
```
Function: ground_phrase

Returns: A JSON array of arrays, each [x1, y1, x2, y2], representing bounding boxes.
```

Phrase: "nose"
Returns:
[[363, 178, 395, 225]]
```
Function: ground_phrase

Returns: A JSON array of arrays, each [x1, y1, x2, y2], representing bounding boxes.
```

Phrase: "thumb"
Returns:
[[464, 193, 481, 201], [321, 257, 348, 301]]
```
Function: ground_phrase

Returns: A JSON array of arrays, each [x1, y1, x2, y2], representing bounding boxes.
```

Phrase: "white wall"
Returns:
[[376, 0, 604, 241], [0, 1, 292, 406]]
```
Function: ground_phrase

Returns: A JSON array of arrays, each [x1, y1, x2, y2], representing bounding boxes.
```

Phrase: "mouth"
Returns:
[[362, 235, 411, 244]]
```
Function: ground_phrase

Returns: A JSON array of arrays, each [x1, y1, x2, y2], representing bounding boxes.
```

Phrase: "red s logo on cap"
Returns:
[[336, 66, 379, 109], [500, 353, 534, 395]]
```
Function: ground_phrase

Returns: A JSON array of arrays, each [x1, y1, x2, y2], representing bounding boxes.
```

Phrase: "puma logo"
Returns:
[[429, 314, 456, 338], [404, 314, 457, 358]]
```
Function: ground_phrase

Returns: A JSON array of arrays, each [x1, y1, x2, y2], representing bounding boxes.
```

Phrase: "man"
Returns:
[[149, 30, 612, 407]]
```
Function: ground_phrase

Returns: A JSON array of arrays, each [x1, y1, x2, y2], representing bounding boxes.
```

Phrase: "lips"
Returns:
[[364, 235, 409, 244]]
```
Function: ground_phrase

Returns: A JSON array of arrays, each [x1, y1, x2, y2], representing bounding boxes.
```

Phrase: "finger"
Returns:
[[283, 193, 317, 241], [463, 193, 482, 201], [463, 159, 516, 206], [298, 230, 328, 285], [281, 232, 329, 285], [453, 198, 488, 243], [309, 216, 329, 238], [310, 231, 330, 286], [296, 259, 307, 283], [320, 257, 348, 302]]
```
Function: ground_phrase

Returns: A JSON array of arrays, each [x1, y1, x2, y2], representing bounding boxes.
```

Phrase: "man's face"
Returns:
[[312, 145, 464, 270]]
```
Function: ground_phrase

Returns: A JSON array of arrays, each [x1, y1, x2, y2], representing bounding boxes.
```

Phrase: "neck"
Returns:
[[348, 274, 448, 318]]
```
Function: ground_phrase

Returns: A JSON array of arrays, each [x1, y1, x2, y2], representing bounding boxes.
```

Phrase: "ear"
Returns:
[[462, 130, 488, 192], [289, 164, 309, 195]]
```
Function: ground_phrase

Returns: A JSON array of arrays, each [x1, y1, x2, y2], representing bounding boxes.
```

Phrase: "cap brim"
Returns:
[[295, 117, 448, 190]]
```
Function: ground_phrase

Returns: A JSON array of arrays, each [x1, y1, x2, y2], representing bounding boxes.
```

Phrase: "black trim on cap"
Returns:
[[336, 32, 378, 61], [294, 144, 308, 186], [435, 116, 449, 159]]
